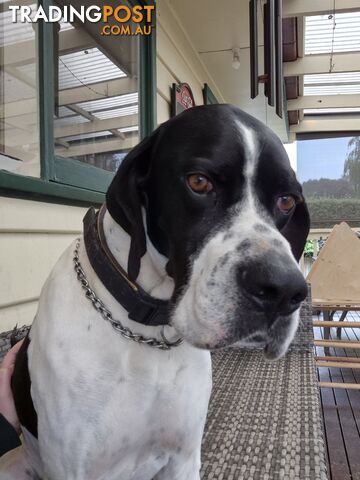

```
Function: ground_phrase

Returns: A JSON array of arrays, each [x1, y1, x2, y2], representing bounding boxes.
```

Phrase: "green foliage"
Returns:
[[344, 136, 360, 197], [303, 177, 354, 198], [304, 239, 315, 258], [307, 197, 360, 228]]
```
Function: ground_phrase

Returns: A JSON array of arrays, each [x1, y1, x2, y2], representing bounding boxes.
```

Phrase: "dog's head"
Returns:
[[106, 105, 309, 358]]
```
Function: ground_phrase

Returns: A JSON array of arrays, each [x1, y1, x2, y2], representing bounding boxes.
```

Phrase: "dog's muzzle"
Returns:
[[236, 258, 308, 320], [171, 242, 307, 358]]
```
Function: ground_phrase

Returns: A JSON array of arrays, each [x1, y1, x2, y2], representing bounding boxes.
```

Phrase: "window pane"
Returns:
[[0, 3, 40, 177], [54, 4, 139, 173], [297, 136, 360, 230]]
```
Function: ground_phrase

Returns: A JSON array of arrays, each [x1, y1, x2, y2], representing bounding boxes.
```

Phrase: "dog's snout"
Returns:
[[238, 260, 307, 316]]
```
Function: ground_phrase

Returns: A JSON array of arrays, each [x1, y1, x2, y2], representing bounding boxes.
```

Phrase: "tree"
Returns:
[[344, 137, 360, 197], [302, 178, 354, 198]]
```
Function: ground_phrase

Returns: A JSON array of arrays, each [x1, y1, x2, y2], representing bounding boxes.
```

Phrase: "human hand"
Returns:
[[0, 339, 24, 434]]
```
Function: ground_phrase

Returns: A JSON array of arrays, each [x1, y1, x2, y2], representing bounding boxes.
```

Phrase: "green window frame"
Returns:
[[0, 0, 157, 206], [203, 84, 219, 106]]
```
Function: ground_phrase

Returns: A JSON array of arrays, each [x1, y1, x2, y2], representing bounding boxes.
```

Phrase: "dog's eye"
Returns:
[[276, 195, 296, 214], [187, 173, 214, 194]]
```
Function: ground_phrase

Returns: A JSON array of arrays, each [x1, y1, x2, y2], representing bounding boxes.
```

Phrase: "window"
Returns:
[[0, 3, 41, 177], [0, 0, 156, 203], [303, 13, 360, 116], [297, 135, 360, 230]]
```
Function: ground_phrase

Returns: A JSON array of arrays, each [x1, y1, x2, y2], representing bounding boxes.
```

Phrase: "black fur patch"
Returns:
[[223, 231, 234, 241], [253, 223, 270, 233], [12, 334, 38, 438], [236, 239, 251, 252], [272, 238, 283, 247]]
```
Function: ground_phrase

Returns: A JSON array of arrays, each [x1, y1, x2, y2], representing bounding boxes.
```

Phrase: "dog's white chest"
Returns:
[[28, 245, 212, 479], [33, 347, 211, 479]]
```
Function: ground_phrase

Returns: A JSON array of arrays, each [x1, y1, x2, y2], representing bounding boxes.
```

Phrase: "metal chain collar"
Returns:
[[73, 239, 183, 350]]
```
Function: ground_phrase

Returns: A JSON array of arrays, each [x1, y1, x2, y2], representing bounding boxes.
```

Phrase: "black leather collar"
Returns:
[[83, 206, 170, 327]]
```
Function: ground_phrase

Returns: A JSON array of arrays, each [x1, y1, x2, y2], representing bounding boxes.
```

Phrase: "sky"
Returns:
[[296, 136, 353, 183]]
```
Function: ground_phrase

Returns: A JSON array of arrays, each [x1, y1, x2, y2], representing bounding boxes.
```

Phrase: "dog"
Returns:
[[0, 104, 309, 480]]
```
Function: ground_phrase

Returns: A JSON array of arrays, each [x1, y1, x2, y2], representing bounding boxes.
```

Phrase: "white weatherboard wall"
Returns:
[[0, 198, 86, 331], [156, 0, 224, 123]]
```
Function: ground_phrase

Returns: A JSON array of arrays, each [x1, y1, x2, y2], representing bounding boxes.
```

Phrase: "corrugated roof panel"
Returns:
[[94, 105, 138, 120], [304, 72, 360, 95], [304, 107, 360, 114], [0, 5, 37, 46], [305, 12, 360, 54], [64, 130, 113, 142], [305, 72, 360, 84], [59, 48, 126, 89], [77, 93, 138, 112], [119, 126, 139, 133], [0, 8, 72, 47], [54, 115, 89, 127], [304, 85, 360, 95]]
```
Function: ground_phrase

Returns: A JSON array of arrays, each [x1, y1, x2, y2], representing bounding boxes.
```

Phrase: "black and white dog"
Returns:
[[1, 105, 309, 480]]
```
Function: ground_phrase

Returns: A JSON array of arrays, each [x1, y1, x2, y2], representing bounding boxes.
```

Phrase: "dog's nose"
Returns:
[[238, 261, 308, 316]]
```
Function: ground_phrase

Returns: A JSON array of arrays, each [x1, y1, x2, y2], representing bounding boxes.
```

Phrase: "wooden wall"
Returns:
[[0, 198, 85, 331]]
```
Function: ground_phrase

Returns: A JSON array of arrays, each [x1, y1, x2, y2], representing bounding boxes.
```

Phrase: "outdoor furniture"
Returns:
[[307, 223, 360, 391], [312, 301, 360, 391], [313, 302, 360, 340]]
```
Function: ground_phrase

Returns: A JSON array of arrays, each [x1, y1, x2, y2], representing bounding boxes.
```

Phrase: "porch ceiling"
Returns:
[[170, 0, 360, 141], [168, 0, 289, 142], [288, 6, 360, 136]]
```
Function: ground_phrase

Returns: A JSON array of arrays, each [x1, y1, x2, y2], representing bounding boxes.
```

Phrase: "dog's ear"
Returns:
[[281, 201, 310, 262], [106, 129, 161, 281]]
